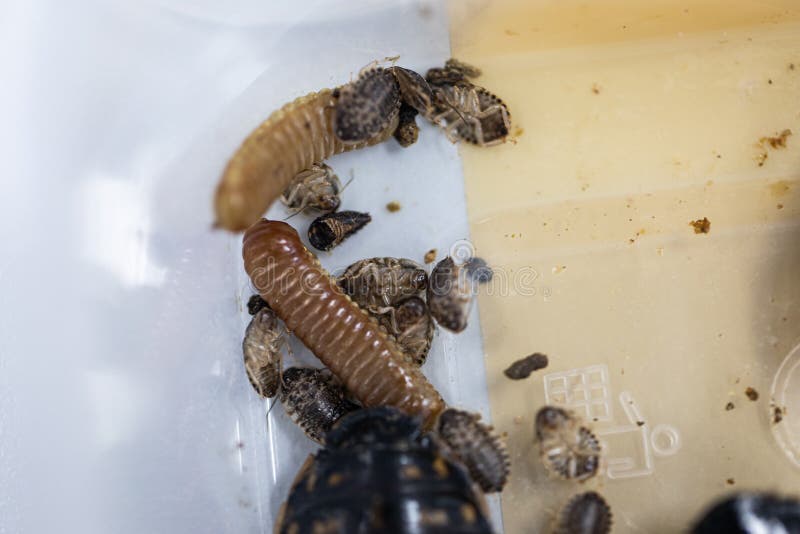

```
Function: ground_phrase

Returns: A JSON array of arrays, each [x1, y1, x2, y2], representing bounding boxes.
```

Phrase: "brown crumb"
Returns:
[[745, 387, 759, 401], [773, 405, 784, 424], [636, 421, 645, 427], [504, 353, 549, 380], [760, 129, 792, 149], [726, 478, 735, 485], [725, 402, 735, 411], [386, 201, 401, 213], [768, 79, 773, 85], [591, 83, 601, 94], [424, 249, 437, 264], [777, 203, 784, 209], [690, 217, 711, 234]]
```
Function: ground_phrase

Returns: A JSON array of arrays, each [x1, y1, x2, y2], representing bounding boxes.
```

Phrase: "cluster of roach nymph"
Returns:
[[221, 58, 800, 533]]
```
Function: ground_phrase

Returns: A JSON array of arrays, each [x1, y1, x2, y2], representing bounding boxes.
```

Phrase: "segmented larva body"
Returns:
[[214, 89, 398, 232], [242, 219, 445, 429]]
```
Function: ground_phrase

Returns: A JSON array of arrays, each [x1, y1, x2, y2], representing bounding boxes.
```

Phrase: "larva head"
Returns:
[[242, 219, 305, 295], [214, 165, 261, 232], [334, 68, 401, 143]]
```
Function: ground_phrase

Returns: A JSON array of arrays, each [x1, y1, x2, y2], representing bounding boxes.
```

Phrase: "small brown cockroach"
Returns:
[[504, 353, 549, 380], [554, 491, 613, 534], [427, 256, 473, 333], [393, 102, 421, 147], [389, 66, 435, 116], [243, 220, 445, 429], [437, 408, 510, 493], [338, 257, 428, 312], [280, 163, 342, 215], [381, 296, 435, 367], [279, 367, 360, 444], [464, 256, 493, 284], [242, 307, 285, 398], [247, 293, 270, 316], [308, 210, 371, 251], [430, 84, 510, 146], [334, 67, 401, 143], [426, 58, 482, 86], [535, 406, 601, 482]]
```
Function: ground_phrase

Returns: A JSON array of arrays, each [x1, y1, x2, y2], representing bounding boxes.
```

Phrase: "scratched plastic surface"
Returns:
[[0, 1, 497, 533], [451, 0, 800, 532]]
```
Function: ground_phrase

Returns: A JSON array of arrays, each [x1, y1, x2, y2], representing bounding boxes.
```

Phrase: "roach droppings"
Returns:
[[745, 387, 759, 401], [386, 201, 402, 213], [773, 405, 784, 424], [725, 402, 735, 411], [504, 353, 549, 380], [726, 478, 735, 485]]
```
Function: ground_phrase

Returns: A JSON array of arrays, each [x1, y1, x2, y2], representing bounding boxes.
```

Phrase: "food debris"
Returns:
[[636, 421, 645, 427], [745, 387, 759, 401], [553, 265, 567, 274], [424, 249, 437, 264], [760, 129, 792, 149], [386, 201, 402, 213], [504, 29, 519, 36], [773, 405, 784, 424], [770, 180, 791, 197], [504, 353, 549, 380], [726, 478, 735, 485], [690, 217, 711, 234], [778, 204, 784, 210], [725, 402, 735, 411], [591, 83, 601, 94]]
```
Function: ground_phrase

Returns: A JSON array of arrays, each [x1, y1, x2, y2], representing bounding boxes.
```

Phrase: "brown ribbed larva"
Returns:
[[242, 307, 285, 398], [279, 367, 360, 444], [214, 88, 398, 232], [555, 491, 613, 534], [437, 408, 510, 493], [427, 256, 473, 333], [535, 406, 601, 482], [243, 219, 445, 429]]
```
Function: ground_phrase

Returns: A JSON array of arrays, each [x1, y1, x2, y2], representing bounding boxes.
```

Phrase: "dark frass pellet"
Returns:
[[504, 353, 549, 380]]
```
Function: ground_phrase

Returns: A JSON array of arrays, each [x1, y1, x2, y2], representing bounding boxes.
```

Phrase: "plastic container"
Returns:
[[2, 1, 798, 533]]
